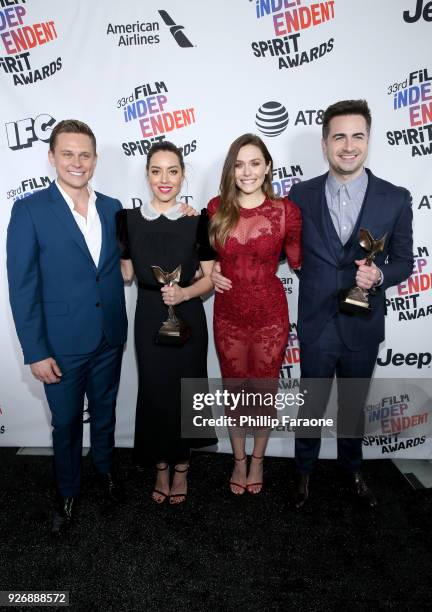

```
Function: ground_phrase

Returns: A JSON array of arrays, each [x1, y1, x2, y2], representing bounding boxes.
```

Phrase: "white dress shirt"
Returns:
[[56, 180, 102, 267]]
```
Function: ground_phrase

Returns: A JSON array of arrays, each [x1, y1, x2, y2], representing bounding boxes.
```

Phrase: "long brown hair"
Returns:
[[209, 133, 275, 248]]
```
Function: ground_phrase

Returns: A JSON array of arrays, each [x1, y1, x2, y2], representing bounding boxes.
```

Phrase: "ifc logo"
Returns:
[[255, 101, 289, 137]]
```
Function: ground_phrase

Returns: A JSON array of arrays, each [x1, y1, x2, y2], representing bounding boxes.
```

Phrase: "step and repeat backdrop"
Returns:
[[0, 0, 431, 458]]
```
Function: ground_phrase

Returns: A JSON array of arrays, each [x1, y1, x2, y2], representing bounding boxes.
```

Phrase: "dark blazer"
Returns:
[[7, 181, 127, 364], [289, 169, 413, 350]]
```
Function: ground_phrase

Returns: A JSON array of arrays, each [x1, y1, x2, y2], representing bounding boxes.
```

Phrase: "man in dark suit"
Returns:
[[211, 100, 413, 508], [289, 99, 413, 508], [7, 120, 128, 534]]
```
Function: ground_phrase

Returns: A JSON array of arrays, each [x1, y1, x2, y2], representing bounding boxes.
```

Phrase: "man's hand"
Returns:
[[30, 358, 62, 384], [355, 259, 381, 290], [211, 261, 232, 294], [179, 203, 198, 217]]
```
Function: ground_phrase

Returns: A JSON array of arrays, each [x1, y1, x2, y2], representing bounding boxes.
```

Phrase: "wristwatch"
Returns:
[[374, 267, 383, 286]]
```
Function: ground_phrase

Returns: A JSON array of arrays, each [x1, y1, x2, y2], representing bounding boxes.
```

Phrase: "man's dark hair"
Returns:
[[49, 119, 97, 153], [322, 100, 372, 139]]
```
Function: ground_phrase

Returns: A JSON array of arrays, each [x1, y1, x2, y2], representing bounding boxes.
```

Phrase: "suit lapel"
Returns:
[[306, 173, 339, 266], [341, 170, 384, 265], [355, 170, 384, 231], [96, 195, 108, 271], [48, 182, 95, 267]]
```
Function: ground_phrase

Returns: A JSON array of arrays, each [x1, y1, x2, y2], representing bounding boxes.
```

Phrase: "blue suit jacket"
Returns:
[[7, 182, 127, 364], [289, 169, 413, 350]]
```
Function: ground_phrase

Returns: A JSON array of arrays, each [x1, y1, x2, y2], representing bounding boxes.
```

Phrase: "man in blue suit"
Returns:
[[7, 120, 128, 534], [289, 100, 413, 508]]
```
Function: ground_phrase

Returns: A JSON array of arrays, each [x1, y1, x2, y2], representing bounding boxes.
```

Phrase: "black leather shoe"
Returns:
[[97, 472, 124, 503], [350, 472, 377, 508], [293, 473, 310, 509], [51, 496, 74, 536]]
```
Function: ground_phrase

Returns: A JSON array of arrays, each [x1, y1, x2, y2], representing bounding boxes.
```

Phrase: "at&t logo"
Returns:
[[256, 101, 289, 137], [255, 101, 324, 137]]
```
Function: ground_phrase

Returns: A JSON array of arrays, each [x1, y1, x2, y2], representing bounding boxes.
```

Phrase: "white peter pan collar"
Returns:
[[140, 201, 184, 221]]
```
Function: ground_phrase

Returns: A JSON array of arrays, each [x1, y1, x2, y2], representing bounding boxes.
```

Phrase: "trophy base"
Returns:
[[339, 289, 372, 316], [155, 322, 191, 347]]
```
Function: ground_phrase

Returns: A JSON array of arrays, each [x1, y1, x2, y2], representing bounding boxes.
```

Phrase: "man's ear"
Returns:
[[321, 138, 327, 158]]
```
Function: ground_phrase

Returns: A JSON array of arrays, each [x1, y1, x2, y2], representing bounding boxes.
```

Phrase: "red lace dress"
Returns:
[[207, 196, 302, 380]]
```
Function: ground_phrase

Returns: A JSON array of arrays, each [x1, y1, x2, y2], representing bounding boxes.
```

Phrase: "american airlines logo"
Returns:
[[158, 10, 194, 48]]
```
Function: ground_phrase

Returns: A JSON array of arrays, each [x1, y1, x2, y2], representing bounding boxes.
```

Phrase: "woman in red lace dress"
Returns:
[[207, 133, 302, 495]]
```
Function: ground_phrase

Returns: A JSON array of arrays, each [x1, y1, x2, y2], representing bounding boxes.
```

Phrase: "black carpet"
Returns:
[[0, 448, 431, 611]]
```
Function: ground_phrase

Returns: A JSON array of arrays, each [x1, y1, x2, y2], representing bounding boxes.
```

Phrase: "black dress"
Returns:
[[116, 205, 217, 465]]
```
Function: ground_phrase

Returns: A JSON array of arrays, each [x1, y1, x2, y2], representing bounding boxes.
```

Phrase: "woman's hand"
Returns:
[[120, 259, 134, 283], [211, 261, 232, 293], [161, 283, 189, 306]]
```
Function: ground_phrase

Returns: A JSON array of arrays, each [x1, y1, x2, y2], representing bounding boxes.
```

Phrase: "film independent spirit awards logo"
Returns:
[[251, 0, 335, 70], [0, 1, 61, 86]]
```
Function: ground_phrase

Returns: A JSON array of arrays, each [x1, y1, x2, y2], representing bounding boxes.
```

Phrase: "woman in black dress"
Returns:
[[116, 142, 216, 505]]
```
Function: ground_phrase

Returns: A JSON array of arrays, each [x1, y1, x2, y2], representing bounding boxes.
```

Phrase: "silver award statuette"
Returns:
[[340, 228, 387, 315], [151, 264, 191, 346]]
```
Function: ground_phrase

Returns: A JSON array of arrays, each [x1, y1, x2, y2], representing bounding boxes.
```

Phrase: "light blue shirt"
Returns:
[[325, 169, 368, 246], [325, 169, 383, 285]]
